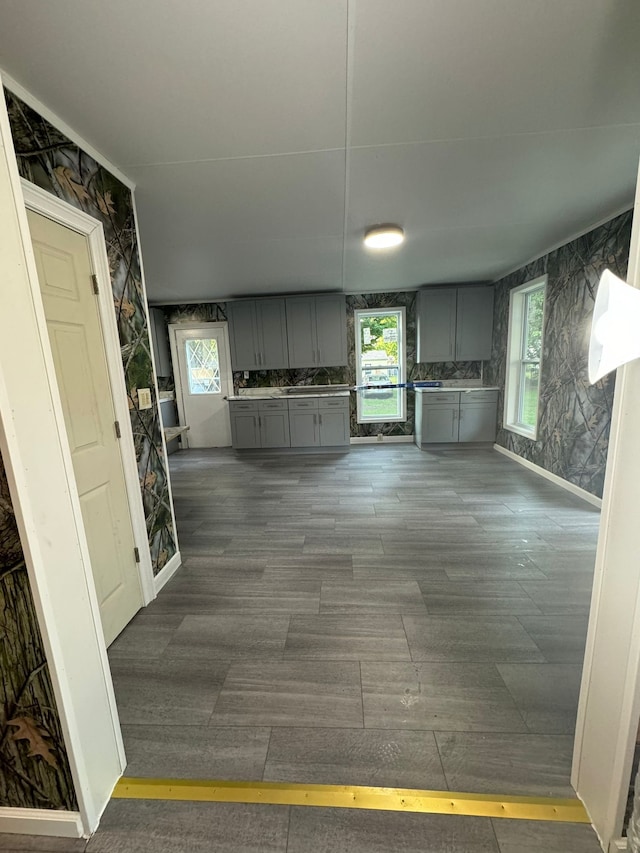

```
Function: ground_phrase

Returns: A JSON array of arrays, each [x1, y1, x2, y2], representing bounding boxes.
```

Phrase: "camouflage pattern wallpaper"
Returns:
[[5, 89, 176, 575], [161, 294, 483, 437], [0, 453, 77, 810], [485, 210, 632, 499]]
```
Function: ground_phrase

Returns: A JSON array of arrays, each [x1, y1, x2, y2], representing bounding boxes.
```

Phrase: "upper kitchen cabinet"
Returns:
[[149, 306, 172, 377], [227, 298, 289, 371], [286, 294, 347, 368], [416, 286, 494, 363]]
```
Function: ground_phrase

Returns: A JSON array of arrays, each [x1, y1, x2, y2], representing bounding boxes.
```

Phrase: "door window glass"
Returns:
[[185, 338, 221, 394]]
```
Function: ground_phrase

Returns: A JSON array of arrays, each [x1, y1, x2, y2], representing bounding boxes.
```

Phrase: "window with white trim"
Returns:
[[355, 307, 406, 423], [504, 276, 547, 439]]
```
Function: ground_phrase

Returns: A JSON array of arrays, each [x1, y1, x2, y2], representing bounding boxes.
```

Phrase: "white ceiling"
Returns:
[[1, 0, 640, 302]]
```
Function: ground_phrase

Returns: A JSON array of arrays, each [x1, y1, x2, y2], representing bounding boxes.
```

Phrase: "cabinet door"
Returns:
[[315, 295, 347, 367], [256, 299, 289, 369], [286, 297, 317, 367], [318, 409, 349, 446], [416, 289, 456, 362], [260, 412, 291, 448], [230, 412, 260, 448], [456, 286, 494, 361], [227, 301, 259, 370], [421, 404, 459, 443], [289, 410, 319, 447], [458, 402, 497, 442]]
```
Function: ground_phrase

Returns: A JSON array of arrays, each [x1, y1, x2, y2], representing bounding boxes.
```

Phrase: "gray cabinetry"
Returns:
[[417, 286, 494, 362], [458, 391, 499, 442], [289, 396, 350, 447], [149, 307, 172, 377], [286, 295, 347, 368], [456, 287, 494, 361], [415, 390, 497, 446], [229, 399, 290, 448], [228, 299, 289, 371]]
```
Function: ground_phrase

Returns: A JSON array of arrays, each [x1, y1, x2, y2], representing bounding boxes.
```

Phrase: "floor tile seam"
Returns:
[[488, 662, 530, 733]]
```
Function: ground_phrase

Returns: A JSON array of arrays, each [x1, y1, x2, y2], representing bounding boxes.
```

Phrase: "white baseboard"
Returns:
[[493, 444, 602, 508], [153, 550, 182, 594], [350, 435, 415, 444], [0, 807, 83, 837]]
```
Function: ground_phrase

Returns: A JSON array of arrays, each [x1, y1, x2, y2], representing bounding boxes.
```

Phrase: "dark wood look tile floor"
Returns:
[[2, 446, 604, 852]]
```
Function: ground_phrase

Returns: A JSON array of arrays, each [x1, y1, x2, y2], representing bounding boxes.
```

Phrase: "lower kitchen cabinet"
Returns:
[[289, 396, 350, 447], [415, 390, 497, 446], [229, 399, 291, 449], [230, 395, 350, 449]]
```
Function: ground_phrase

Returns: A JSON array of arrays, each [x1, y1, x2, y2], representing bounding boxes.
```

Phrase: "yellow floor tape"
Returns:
[[113, 777, 589, 823]]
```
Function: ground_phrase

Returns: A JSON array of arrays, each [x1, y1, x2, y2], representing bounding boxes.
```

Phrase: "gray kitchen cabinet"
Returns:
[[259, 400, 291, 448], [415, 390, 497, 446], [287, 396, 350, 448], [149, 307, 172, 377], [416, 289, 457, 362], [229, 400, 260, 448], [416, 286, 494, 363], [458, 400, 498, 442], [456, 287, 494, 361], [229, 399, 290, 448], [318, 403, 350, 446], [227, 299, 289, 371], [286, 295, 347, 368]]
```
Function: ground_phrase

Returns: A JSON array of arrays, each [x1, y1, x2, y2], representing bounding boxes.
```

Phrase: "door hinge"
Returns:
[[114, 420, 122, 438], [134, 547, 141, 564], [91, 274, 99, 295]]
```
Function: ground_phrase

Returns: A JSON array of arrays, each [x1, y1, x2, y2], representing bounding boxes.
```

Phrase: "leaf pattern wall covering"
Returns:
[[0, 453, 77, 810], [485, 211, 632, 498], [5, 89, 176, 575], [162, 294, 483, 437]]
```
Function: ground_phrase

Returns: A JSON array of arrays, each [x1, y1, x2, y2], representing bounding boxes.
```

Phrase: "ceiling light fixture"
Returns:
[[364, 224, 405, 250]]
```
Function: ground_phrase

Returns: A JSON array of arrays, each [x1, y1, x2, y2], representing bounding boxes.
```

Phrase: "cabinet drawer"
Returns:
[[461, 390, 498, 403], [288, 398, 319, 410], [421, 392, 460, 406], [229, 400, 258, 412], [259, 398, 288, 411], [318, 396, 349, 410]]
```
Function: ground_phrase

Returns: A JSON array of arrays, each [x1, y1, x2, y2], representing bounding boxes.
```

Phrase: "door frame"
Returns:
[[22, 182, 156, 608], [168, 321, 233, 449]]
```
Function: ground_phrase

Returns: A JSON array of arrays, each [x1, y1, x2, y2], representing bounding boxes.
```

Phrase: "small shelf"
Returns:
[[164, 425, 189, 443]]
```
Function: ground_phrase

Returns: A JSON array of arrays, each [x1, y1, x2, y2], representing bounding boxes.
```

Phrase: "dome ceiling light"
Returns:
[[364, 224, 405, 250]]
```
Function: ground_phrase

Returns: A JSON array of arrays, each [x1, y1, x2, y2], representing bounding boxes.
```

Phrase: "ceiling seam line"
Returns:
[[341, 0, 356, 292]]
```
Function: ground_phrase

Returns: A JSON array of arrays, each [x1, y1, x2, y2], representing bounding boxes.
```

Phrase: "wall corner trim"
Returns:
[[0, 808, 84, 838], [154, 551, 182, 595], [493, 444, 602, 508]]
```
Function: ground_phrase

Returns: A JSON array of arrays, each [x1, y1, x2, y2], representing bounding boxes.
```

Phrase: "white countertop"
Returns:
[[227, 384, 497, 400]]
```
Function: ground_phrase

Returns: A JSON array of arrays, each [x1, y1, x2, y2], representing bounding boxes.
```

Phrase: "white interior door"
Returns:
[[27, 209, 143, 646], [172, 324, 233, 447]]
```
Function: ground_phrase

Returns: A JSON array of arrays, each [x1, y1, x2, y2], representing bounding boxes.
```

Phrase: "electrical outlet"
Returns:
[[244, 371, 249, 379], [138, 388, 152, 410], [377, 433, 384, 442]]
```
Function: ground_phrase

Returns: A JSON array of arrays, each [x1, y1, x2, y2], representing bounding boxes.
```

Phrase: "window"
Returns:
[[355, 307, 406, 423], [185, 338, 221, 394], [504, 276, 547, 438]]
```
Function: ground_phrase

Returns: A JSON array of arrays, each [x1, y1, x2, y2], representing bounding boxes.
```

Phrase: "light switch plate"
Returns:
[[138, 388, 152, 410]]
